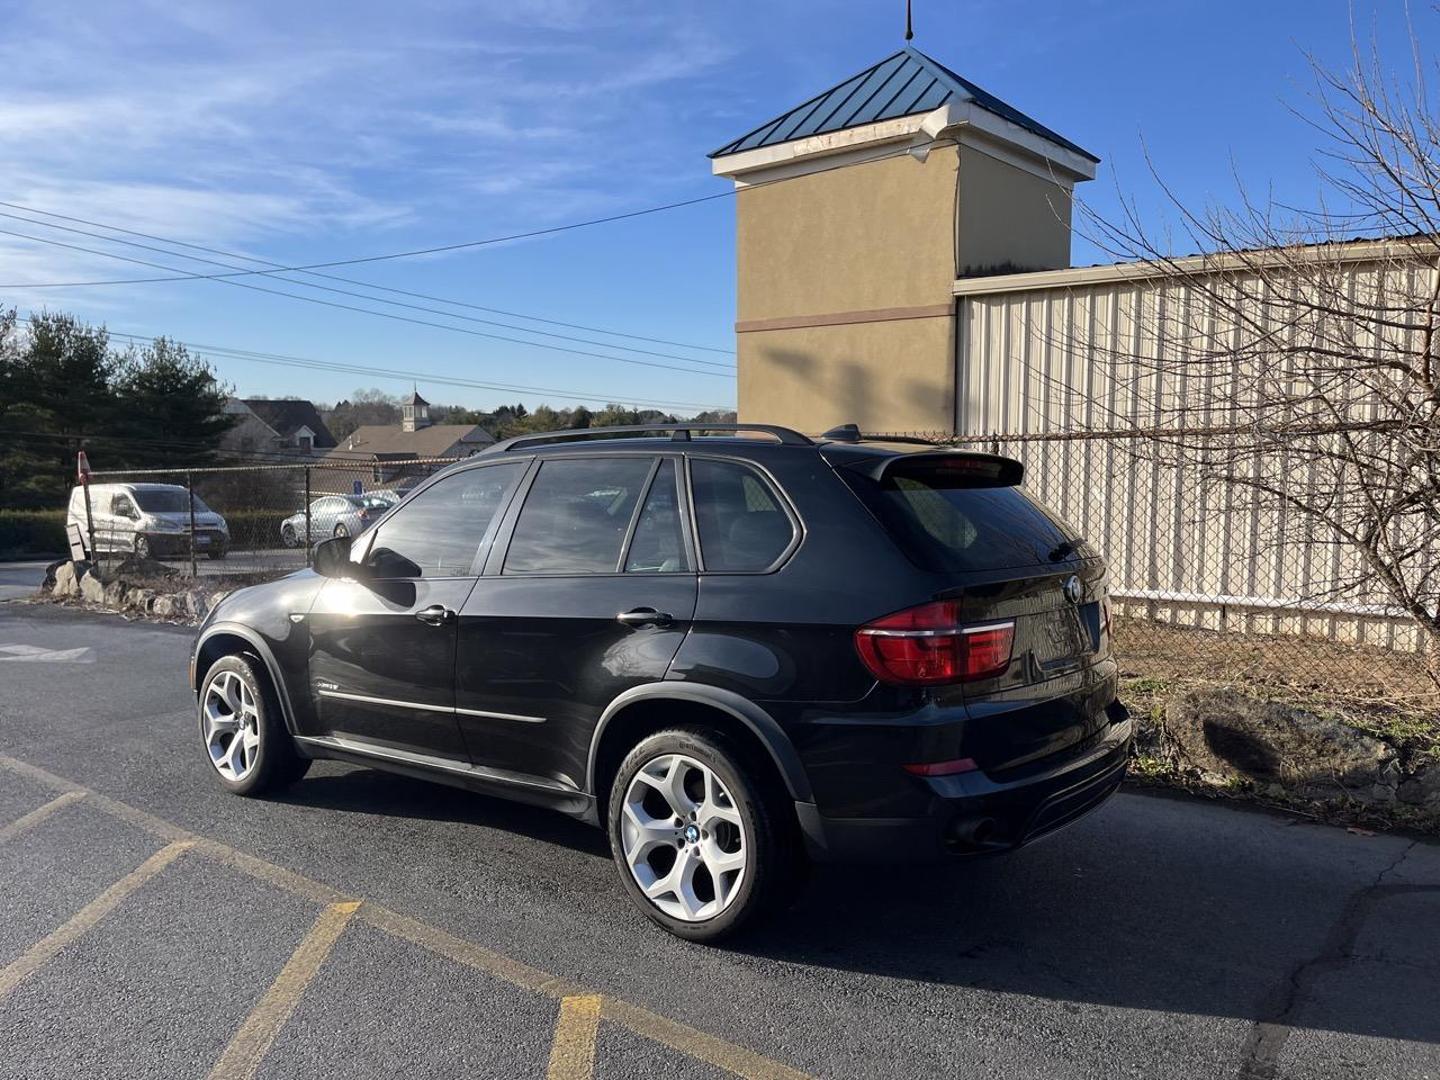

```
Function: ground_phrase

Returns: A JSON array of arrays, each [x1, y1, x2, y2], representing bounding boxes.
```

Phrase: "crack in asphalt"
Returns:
[[1234, 840, 1434, 1080]]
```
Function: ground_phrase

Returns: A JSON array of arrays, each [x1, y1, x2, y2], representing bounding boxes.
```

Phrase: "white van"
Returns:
[[67, 483, 230, 560]]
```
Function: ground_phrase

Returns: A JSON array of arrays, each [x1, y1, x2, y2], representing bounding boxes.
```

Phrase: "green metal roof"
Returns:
[[710, 46, 1097, 163]]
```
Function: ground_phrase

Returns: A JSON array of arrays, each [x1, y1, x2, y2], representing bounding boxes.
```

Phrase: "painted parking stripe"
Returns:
[[0, 752, 811, 1080], [0, 840, 192, 1000], [0, 644, 95, 663], [207, 900, 362, 1080], [547, 994, 603, 1080], [0, 791, 86, 843]]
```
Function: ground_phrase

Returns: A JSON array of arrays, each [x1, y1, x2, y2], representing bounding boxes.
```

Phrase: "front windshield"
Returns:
[[132, 489, 211, 514]]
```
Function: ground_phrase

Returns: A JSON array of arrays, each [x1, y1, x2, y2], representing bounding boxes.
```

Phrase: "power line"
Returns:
[[0, 200, 735, 356], [17, 316, 733, 413], [0, 139, 947, 289], [0, 208, 733, 370], [0, 227, 730, 378]]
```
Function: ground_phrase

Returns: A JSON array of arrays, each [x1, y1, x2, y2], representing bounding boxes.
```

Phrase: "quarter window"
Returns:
[[364, 463, 523, 578], [690, 459, 795, 572], [505, 457, 653, 574], [625, 460, 690, 573]]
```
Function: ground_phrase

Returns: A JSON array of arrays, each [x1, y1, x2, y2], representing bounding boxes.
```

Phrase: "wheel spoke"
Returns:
[[698, 770, 742, 828], [700, 840, 745, 878], [621, 801, 675, 863]]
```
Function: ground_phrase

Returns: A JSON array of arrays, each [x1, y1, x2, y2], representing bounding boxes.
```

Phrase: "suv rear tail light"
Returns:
[[854, 601, 1015, 685]]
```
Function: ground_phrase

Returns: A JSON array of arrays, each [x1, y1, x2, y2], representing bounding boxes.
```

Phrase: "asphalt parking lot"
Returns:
[[2, 602, 1438, 1079]]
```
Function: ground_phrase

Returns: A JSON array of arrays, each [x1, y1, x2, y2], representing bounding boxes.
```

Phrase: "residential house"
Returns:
[[317, 391, 494, 493], [221, 398, 337, 457]]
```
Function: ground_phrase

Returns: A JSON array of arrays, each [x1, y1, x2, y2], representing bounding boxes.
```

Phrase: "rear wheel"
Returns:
[[608, 726, 802, 943], [133, 535, 151, 560], [333, 523, 350, 539], [198, 654, 310, 796], [207, 545, 227, 561], [281, 525, 298, 548]]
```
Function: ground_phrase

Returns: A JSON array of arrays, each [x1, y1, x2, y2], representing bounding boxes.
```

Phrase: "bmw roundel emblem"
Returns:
[[1062, 575, 1084, 605]]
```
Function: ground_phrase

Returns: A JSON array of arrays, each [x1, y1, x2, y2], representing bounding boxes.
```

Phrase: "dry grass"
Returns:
[[1114, 616, 1437, 710]]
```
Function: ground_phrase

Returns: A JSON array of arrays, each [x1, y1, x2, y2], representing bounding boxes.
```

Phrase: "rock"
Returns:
[[42, 559, 66, 591], [1165, 687, 1397, 802], [124, 587, 155, 611], [209, 590, 230, 612], [184, 590, 208, 620], [112, 555, 180, 580], [79, 571, 106, 604], [1398, 767, 1440, 809], [102, 579, 126, 606], [52, 562, 81, 597], [151, 595, 177, 618]]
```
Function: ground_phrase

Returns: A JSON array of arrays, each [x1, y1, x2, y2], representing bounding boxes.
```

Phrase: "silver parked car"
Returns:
[[279, 495, 380, 548]]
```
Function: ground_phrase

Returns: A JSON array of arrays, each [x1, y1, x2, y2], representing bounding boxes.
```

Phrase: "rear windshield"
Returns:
[[840, 461, 1077, 573], [133, 489, 212, 514]]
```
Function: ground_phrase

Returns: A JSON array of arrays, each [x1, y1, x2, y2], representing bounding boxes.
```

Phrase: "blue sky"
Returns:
[[0, 0, 1430, 415]]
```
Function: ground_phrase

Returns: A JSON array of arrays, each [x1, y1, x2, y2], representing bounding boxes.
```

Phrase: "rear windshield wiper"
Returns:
[[1048, 540, 1078, 562]]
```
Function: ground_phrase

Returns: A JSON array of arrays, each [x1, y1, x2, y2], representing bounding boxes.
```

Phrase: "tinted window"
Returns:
[[690, 459, 794, 572], [505, 457, 652, 574], [625, 460, 689, 573], [839, 459, 1075, 572], [365, 463, 523, 577], [133, 489, 210, 513]]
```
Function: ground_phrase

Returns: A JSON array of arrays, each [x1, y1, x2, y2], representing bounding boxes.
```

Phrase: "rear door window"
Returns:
[[840, 458, 1077, 572], [689, 459, 795, 572], [624, 459, 690, 573], [504, 457, 653, 574]]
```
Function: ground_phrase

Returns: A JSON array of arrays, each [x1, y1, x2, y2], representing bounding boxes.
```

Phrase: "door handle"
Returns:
[[616, 607, 673, 628], [415, 605, 455, 626]]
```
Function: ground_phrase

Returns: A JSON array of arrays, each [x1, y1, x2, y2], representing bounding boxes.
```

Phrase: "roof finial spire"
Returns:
[[905, 0, 914, 41]]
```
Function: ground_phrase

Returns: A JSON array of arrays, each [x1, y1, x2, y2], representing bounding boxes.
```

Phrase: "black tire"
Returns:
[[207, 546, 227, 561], [607, 726, 805, 943], [197, 653, 311, 796], [281, 525, 298, 548], [333, 523, 350, 539], [133, 535, 151, 560]]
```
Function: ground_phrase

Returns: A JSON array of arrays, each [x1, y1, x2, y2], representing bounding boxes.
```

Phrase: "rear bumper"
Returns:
[[796, 701, 1133, 862]]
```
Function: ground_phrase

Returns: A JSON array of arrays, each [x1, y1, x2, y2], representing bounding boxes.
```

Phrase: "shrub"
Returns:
[[0, 510, 68, 556]]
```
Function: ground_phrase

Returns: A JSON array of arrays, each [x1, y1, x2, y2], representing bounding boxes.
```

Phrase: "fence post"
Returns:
[[304, 466, 312, 566], [186, 470, 198, 577]]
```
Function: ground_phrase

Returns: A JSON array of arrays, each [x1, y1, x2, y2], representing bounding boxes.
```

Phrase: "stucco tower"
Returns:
[[710, 47, 1097, 433]]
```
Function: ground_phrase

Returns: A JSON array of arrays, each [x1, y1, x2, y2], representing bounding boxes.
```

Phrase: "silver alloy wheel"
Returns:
[[201, 670, 262, 782], [621, 753, 747, 922]]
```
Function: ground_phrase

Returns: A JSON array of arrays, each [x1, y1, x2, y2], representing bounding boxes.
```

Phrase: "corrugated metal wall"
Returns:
[[955, 274, 1427, 653]]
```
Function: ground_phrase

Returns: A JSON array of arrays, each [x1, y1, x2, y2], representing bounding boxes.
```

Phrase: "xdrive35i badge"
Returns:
[[1062, 575, 1084, 605]]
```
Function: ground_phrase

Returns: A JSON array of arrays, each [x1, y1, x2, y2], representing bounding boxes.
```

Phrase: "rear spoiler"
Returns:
[[843, 450, 1024, 488]]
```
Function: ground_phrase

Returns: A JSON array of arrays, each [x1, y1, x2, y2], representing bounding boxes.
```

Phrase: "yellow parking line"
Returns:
[[207, 900, 362, 1080], [547, 994, 603, 1080], [600, 996, 812, 1080], [0, 840, 192, 1000], [0, 753, 812, 1079], [0, 791, 85, 843]]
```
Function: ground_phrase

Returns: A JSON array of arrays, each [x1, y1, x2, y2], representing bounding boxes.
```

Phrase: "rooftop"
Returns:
[[710, 46, 1097, 163]]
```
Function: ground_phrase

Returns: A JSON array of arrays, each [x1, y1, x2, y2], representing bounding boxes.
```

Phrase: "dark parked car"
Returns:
[[190, 424, 1130, 941]]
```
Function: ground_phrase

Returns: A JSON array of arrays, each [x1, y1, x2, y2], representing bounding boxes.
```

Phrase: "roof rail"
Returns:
[[487, 423, 814, 454]]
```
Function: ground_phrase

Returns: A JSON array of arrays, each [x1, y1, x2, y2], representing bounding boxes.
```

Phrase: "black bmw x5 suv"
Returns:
[[190, 423, 1130, 941]]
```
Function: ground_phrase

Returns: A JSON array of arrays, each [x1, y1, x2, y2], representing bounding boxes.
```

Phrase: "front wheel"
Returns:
[[133, 535, 152, 560], [333, 523, 350, 539], [207, 546, 227, 561], [198, 654, 310, 796], [608, 726, 802, 943]]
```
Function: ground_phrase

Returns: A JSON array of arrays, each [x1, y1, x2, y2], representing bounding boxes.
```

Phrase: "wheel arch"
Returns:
[[587, 684, 813, 820], [193, 623, 298, 735]]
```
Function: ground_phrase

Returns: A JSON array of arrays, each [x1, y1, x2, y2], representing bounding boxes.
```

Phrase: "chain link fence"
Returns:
[[77, 456, 459, 579], [874, 429, 1437, 707]]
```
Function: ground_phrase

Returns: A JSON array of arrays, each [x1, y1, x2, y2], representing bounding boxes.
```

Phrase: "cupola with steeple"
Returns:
[[710, 44, 1097, 433], [401, 389, 431, 432]]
